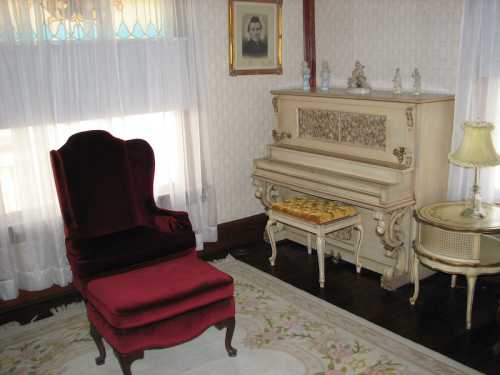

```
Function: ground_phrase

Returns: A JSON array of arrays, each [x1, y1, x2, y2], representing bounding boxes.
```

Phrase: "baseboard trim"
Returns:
[[200, 213, 267, 259]]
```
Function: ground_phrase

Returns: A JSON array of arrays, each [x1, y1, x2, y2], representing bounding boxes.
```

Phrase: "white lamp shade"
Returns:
[[448, 121, 500, 168]]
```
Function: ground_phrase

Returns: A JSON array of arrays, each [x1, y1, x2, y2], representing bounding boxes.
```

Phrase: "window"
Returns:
[[3, 0, 170, 42]]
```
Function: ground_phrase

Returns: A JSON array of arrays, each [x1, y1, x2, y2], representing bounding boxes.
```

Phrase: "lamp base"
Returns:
[[460, 206, 486, 219]]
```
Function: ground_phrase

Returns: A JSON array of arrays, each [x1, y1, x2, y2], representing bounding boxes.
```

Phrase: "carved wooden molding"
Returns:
[[392, 146, 412, 168], [298, 108, 386, 149], [374, 207, 412, 290], [272, 129, 291, 143], [405, 107, 415, 128]]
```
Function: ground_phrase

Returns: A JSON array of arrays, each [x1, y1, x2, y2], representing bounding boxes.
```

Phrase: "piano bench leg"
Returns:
[[317, 234, 326, 288], [307, 233, 312, 255], [353, 223, 364, 274], [266, 218, 278, 266]]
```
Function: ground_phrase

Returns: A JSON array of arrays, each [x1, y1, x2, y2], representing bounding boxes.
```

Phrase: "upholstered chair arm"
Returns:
[[154, 208, 192, 231]]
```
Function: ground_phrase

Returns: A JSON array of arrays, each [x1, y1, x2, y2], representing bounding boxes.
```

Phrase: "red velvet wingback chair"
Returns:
[[50, 131, 236, 375]]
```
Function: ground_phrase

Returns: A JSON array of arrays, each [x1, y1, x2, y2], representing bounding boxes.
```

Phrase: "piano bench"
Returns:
[[266, 196, 364, 288]]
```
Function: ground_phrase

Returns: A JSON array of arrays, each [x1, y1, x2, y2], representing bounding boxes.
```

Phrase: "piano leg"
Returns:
[[317, 233, 326, 288], [266, 218, 278, 266], [353, 224, 364, 274]]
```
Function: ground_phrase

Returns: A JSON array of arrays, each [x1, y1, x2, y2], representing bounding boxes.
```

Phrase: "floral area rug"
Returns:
[[0, 256, 480, 375]]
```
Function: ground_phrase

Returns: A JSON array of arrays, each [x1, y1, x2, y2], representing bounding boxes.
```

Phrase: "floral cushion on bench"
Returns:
[[272, 196, 357, 224]]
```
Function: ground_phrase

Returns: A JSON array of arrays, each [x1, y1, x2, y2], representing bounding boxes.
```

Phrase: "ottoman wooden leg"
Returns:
[[353, 223, 364, 274], [216, 317, 237, 357], [89, 324, 106, 365]]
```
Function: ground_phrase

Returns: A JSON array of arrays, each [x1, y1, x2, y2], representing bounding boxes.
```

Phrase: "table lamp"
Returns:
[[448, 121, 500, 218]]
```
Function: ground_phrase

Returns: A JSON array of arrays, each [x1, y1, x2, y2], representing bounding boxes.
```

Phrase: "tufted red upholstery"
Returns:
[[50, 131, 236, 375]]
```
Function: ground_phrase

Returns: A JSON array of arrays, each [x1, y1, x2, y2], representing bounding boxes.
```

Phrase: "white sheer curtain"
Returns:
[[448, 0, 500, 202], [0, 0, 217, 300]]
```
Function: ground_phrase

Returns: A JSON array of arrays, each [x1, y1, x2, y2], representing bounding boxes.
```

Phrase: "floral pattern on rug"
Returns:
[[235, 280, 418, 375], [0, 257, 477, 375]]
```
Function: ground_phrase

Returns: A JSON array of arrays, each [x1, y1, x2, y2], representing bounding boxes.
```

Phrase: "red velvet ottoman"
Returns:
[[85, 254, 236, 374]]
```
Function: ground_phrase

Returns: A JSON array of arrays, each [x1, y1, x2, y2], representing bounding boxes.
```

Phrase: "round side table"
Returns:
[[410, 201, 500, 330]]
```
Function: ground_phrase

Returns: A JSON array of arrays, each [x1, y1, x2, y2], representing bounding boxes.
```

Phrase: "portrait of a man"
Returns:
[[242, 15, 268, 57], [229, 0, 282, 75]]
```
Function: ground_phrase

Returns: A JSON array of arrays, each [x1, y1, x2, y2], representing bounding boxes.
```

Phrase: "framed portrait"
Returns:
[[228, 0, 283, 76]]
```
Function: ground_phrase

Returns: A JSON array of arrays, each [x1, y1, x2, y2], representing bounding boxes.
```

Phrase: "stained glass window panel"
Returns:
[[1, 0, 170, 42]]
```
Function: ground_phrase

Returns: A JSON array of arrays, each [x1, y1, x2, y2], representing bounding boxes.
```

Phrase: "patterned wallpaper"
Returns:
[[195, 0, 463, 224], [316, 0, 463, 93], [194, 0, 303, 224]]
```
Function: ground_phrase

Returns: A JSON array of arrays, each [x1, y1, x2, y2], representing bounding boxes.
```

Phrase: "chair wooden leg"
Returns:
[[113, 349, 144, 375], [266, 219, 277, 266], [216, 317, 237, 357], [89, 324, 106, 365]]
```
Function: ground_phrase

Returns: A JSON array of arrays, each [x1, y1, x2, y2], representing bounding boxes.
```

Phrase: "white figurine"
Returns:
[[392, 68, 402, 95], [347, 60, 370, 94], [302, 61, 311, 91], [320, 61, 331, 92], [412, 68, 421, 95]]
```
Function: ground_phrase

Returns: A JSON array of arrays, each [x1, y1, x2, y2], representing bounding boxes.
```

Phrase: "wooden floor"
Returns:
[[225, 240, 500, 375]]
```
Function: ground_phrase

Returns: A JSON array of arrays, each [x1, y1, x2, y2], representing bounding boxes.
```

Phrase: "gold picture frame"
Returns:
[[228, 0, 283, 76]]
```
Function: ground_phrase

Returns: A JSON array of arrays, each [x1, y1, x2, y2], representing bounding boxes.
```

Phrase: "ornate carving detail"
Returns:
[[272, 97, 279, 113], [272, 130, 291, 143], [298, 108, 386, 149], [253, 179, 281, 209], [405, 107, 415, 128], [298, 108, 340, 141], [374, 207, 411, 290], [392, 147, 412, 168], [327, 227, 353, 241]]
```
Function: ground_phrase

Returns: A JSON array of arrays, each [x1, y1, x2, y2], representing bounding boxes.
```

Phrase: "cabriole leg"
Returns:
[[466, 275, 477, 330], [410, 255, 420, 305], [353, 223, 364, 274], [89, 324, 106, 365], [113, 349, 144, 375], [266, 218, 278, 266], [216, 317, 237, 357]]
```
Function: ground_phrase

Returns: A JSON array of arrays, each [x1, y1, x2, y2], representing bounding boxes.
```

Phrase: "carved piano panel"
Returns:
[[255, 88, 454, 290]]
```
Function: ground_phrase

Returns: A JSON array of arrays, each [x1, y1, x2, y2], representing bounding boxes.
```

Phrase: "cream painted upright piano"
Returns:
[[253, 88, 454, 290]]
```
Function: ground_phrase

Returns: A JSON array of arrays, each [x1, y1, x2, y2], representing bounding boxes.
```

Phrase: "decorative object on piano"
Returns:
[[347, 60, 371, 95], [392, 68, 402, 95], [272, 129, 291, 143], [302, 61, 311, 91], [411, 68, 421, 95], [319, 61, 331, 92], [272, 96, 279, 112], [448, 121, 500, 218], [228, 0, 283, 76]]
